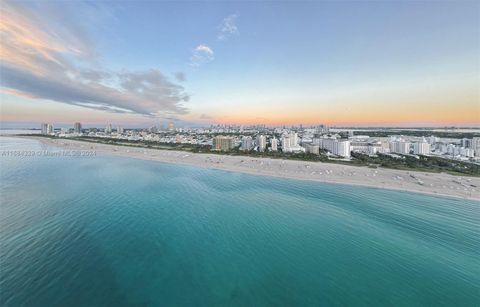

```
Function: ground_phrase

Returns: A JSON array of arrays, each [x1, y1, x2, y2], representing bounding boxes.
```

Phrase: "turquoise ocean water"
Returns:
[[0, 137, 479, 306]]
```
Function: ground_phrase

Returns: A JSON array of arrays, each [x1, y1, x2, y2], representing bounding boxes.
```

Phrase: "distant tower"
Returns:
[[46, 124, 54, 134], [290, 132, 298, 147], [105, 124, 112, 134], [74, 122, 82, 134], [168, 122, 175, 131], [41, 123, 48, 134]]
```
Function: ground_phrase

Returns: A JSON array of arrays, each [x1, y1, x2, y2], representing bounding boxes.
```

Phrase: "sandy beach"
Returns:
[[23, 137, 480, 201]]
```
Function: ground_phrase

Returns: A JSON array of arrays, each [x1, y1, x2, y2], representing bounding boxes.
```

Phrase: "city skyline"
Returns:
[[32, 119, 480, 164], [1, 1, 479, 128]]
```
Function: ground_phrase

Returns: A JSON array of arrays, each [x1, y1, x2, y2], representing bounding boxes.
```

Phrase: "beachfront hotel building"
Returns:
[[390, 141, 411, 154], [313, 136, 351, 158], [256, 135, 267, 152], [282, 132, 304, 153], [213, 136, 234, 151], [241, 136, 253, 151], [413, 141, 431, 155], [334, 140, 351, 158], [270, 138, 278, 151]]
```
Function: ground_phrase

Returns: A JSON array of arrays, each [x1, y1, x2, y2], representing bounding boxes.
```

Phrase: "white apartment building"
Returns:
[[413, 142, 431, 155], [319, 137, 336, 153], [270, 138, 278, 151], [472, 137, 480, 157], [282, 132, 304, 153], [350, 141, 369, 154], [41, 123, 48, 134], [241, 136, 253, 151], [461, 147, 475, 158], [314, 136, 351, 157], [334, 140, 351, 158], [46, 124, 54, 135], [390, 141, 410, 154], [256, 135, 267, 152]]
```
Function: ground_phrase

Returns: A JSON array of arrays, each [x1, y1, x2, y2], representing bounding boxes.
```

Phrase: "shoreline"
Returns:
[[11, 136, 480, 201]]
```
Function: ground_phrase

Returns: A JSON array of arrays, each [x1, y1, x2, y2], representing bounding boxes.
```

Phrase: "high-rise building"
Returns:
[[256, 135, 267, 152], [41, 123, 48, 134], [413, 142, 431, 155], [390, 141, 411, 154], [46, 124, 54, 135], [460, 147, 475, 158], [213, 136, 234, 151], [320, 137, 336, 153], [241, 136, 253, 151], [316, 136, 351, 157], [105, 124, 112, 134], [461, 138, 472, 148], [472, 137, 480, 157], [168, 122, 175, 131], [74, 122, 82, 134], [334, 140, 351, 158], [350, 140, 370, 154], [270, 137, 278, 151], [282, 132, 302, 152], [291, 132, 298, 148], [117, 126, 124, 134]]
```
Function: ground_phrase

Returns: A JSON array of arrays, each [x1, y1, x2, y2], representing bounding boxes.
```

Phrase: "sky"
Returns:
[[0, 0, 479, 128]]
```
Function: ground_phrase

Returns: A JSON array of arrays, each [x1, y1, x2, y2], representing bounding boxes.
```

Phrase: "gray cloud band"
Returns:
[[0, 1, 189, 117]]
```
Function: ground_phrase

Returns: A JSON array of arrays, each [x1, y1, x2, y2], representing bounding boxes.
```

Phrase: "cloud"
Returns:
[[2, 66, 189, 116], [190, 44, 214, 67], [218, 14, 239, 41], [0, 1, 189, 116], [174, 72, 186, 82]]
